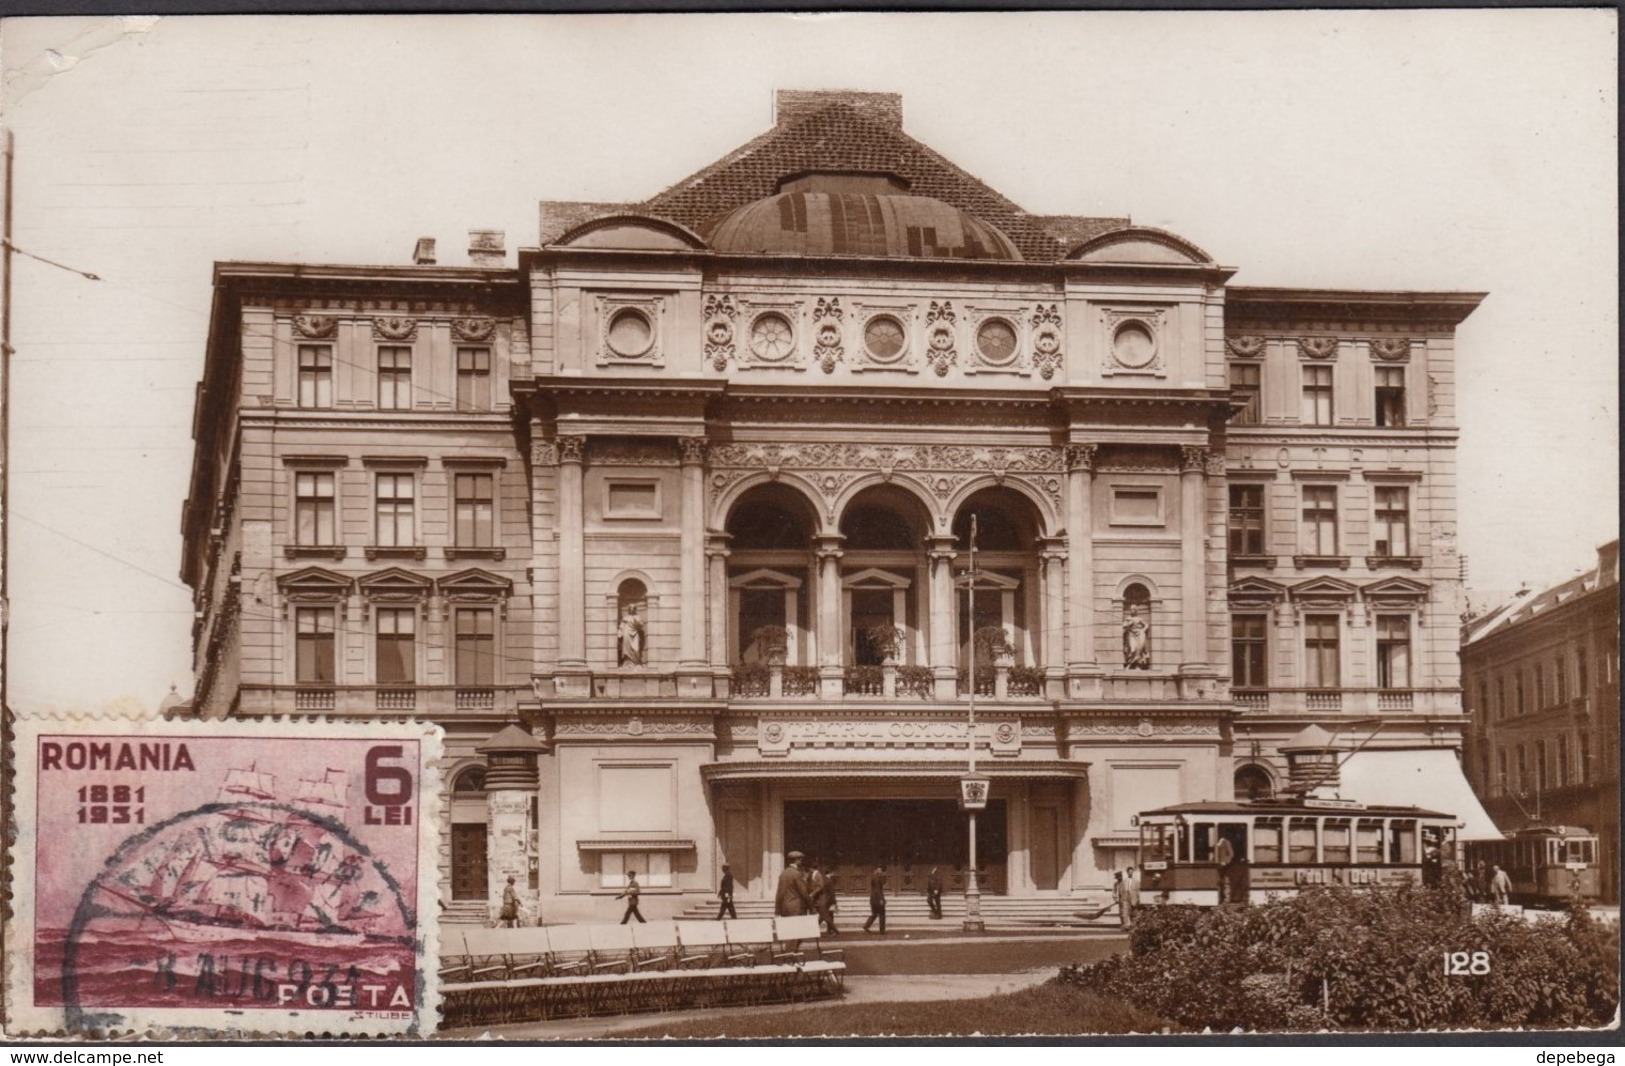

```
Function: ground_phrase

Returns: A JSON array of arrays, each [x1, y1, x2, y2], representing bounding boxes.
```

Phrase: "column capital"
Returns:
[[813, 533, 846, 560], [1179, 445, 1210, 474], [706, 530, 733, 557], [677, 436, 709, 466], [556, 435, 586, 465], [1065, 443, 1098, 473]]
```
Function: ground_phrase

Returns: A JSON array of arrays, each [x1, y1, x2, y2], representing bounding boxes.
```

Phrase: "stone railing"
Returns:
[[248, 685, 524, 716], [1230, 688, 1447, 714]]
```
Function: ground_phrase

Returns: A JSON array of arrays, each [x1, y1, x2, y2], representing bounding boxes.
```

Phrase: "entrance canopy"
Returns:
[[702, 759, 1088, 782], [1337, 748, 1503, 841]]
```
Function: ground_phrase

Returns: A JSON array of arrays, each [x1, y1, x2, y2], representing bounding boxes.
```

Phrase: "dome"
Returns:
[[708, 192, 1022, 261]]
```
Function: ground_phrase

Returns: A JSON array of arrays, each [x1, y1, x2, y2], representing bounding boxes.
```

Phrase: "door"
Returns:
[[1030, 805, 1061, 891], [451, 823, 489, 901], [720, 807, 757, 895]]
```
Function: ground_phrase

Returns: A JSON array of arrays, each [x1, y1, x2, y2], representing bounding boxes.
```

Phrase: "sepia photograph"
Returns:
[[0, 9, 1617, 1046]]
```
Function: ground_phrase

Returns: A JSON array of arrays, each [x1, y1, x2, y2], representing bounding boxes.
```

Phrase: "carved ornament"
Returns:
[[703, 294, 738, 371], [372, 316, 419, 342], [925, 301, 957, 378], [556, 436, 586, 464], [1030, 304, 1064, 381], [813, 297, 845, 374], [452, 317, 496, 343], [1226, 335, 1267, 359], [1065, 443, 1098, 473], [591, 439, 678, 466], [1180, 446, 1209, 474], [677, 437, 709, 466], [1096, 446, 1176, 473], [1297, 336, 1339, 360], [1370, 337, 1412, 361], [293, 315, 338, 339]]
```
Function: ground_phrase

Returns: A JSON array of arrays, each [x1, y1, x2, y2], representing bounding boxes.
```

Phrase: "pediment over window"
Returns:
[[438, 567, 513, 600], [276, 566, 351, 603], [1362, 576, 1430, 607], [1229, 577, 1288, 608], [842, 567, 912, 590], [730, 567, 804, 590], [554, 215, 708, 251], [1288, 576, 1359, 607], [1067, 227, 1214, 266], [953, 569, 1020, 591], [358, 567, 434, 602]]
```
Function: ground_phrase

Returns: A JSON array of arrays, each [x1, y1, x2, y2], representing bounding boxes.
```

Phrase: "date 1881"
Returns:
[[77, 783, 146, 825], [1444, 951, 1491, 975]]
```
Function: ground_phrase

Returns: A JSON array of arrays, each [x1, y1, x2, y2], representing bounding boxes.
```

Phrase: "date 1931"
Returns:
[[1444, 951, 1491, 975], [77, 783, 146, 825]]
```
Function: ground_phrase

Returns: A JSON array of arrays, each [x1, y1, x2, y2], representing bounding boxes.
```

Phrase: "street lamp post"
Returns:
[[961, 514, 985, 933]]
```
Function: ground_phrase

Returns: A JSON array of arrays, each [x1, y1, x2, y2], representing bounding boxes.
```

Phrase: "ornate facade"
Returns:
[[181, 90, 1487, 921]]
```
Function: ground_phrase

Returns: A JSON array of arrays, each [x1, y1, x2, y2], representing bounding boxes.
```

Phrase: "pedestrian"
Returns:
[[863, 864, 888, 934], [716, 863, 738, 921], [498, 875, 520, 928], [926, 866, 943, 920], [1112, 870, 1132, 927], [811, 863, 839, 936], [775, 851, 813, 917], [1471, 861, 1488, 903], [1125, 865, 1141, 924], [1489, 864, 1512, 906], [1214, 835, 1236, 904], [616, 870, 646, 924]]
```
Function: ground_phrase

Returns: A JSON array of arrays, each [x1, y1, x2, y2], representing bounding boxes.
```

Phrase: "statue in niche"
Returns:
[[1122, 605, 1151, 669], [617, 602, 646, 666]]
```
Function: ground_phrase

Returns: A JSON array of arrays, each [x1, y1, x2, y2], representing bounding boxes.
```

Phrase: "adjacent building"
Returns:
[[1462, 541, 1620, 901], [180, 90, 1492, 922]]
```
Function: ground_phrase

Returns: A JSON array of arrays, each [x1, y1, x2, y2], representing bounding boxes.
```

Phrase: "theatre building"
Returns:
[[180, 90, 1490, 922]]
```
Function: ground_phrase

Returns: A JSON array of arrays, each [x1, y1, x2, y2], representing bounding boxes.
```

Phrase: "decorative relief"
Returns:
[[293, 315, 337, 339], [372, 316, 419, 342], [993, 722, 1018, 745], [590, 439, 678, 466], [1370, 337, 1412, 361], [1030, 304, 1064, 380], [1096, 445, 1176, 473], [1179, 446, 1208, 474], [677, 437, 709, 466], [554, 716, 714, 736], [1103, 309, 1165, 375], [556, 436, 586, 464], [929, 474, 969, 500], [925, 301, 957, 378], [703, 294, 739, 371], [1427, 374, 1439, 417], [1066, 719, 1221, 737], [813, 297, 844, 374], [1225, 335, 1266, 359], [1065, 443, 1098, 474], [531, 441, 557, 467], [1296, 336, 1340, 360], [452, 317, 496, 343], [1204, 451, 1228, 478]]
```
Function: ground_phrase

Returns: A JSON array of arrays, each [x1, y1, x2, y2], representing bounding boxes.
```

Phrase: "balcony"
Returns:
[[1231, 687, 1446, 714], [244, 684, 525, 716]]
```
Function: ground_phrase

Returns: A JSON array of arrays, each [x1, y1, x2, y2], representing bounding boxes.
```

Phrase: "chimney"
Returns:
[[774, 89, 902, 130], [412, 237, 436, 265], [468, 229, 506, 267]]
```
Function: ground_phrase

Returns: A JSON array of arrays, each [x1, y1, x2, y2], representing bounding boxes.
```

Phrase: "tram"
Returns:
[[1132, 798, 1462, 906], [1464, 825, 1601, 907]]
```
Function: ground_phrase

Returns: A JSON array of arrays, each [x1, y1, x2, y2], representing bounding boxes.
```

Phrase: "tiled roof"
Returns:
[[1462, 539, 1620, 644], [636, 101, 1124, 263]]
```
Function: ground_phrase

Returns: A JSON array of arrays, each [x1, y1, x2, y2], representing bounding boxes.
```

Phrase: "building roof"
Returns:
[[708, 190, 1022, 261], [629, 91, 1128, 263], [1462, 539, 1620, 645]]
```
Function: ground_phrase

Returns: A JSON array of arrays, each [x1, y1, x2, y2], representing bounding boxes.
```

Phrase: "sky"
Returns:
[[0, 11, 1616, 714]]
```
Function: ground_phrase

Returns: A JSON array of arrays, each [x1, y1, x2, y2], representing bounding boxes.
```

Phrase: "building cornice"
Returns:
[[1226, 286, 1487, 328]]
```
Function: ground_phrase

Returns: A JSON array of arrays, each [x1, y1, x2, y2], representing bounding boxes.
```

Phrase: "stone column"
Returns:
[[1179, 447, 1209, 668], [814, 534, 845, 697], [477, 724, 549, 926], [677, 438, 708, 667], [556, 435, 587, 671], [1040, 540, 1067, 690], [707, 532, 732, 674], [1064, 445, 1098, 684], [926, 535, 958, 700]]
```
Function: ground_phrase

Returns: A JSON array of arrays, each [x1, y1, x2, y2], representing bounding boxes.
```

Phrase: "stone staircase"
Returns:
[[680, 893, 1116, 932], [442, 900, 490, 926]]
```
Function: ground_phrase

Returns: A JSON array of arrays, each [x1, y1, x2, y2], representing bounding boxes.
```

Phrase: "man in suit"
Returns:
[[616, 870, 646, 924], [716, 863, 737, 921], [775, 851, 813, 917], [863, 864, 888, 934], [926, 866, 943, 920], [811, 862, 839, 936]]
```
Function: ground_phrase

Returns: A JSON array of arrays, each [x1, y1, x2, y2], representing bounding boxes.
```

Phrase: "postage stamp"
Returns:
[[5, 715, 442, 1038]]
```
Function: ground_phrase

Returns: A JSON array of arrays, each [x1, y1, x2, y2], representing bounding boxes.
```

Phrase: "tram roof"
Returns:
[[1500, 825, 1597, 839], [1137, 799, 1456, 820]]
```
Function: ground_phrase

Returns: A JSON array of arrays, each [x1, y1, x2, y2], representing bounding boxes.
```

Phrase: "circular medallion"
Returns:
[[863, 315, 907, 363], [976, 318, 1018, 366], [763, 722, 785, 743], [1137, 720, 1155, 737], [816, 322, 842, 348], [994, 722, 1017, 744], [749, 313, 795, 362], [707, 319, 734, 346], [1034, 327, 1061, 355], [929, 324, 955, 352], [607, 309, 654, 358], [1112, 322, 1156, 369]]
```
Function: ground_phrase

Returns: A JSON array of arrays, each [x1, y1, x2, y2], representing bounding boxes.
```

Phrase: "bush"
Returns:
[[1058, 886, 1619, 1032]]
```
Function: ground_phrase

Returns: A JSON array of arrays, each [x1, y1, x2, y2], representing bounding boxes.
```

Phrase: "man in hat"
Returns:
[[716, 863, 737, 921], [863, 864, 888, 934], [775, 851, 813, 917], [615, 869, 646, 924]]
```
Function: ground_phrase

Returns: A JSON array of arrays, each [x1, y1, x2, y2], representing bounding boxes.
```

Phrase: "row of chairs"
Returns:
[[440, 915, 844, 1027]]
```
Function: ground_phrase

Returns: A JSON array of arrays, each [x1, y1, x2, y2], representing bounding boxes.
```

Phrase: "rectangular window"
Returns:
[[1516, 745, 1528, 792], [1577, 649, 1588, 695], [599, 851, 673, 890], [374, 473, 415, 547], [376, 607, 415, 685], [1301, 364, 1333, 425], [1232, 614, 1268, 688], [1535, 739, 1547, 792], [456, 347, 492, 411], [1515, 672, 1526, 715], [1496, 676, 1507, 720], [1230, 363, 1261, 424], [1534, 664, 1546, 707], [1555, 656, 1568, 703], [1579, 732, 1591, 784], [294, 472, 336, 545], [1288, 818, 1318, 863], [1301, 485, 1338, 555], [1228, 484, 1265, 555], [295, 607, 336, 684], [297, 344, 333, 408], [1374, 366, 1406, 427], [1497, 749, 1508, 795], [377, 346, 412, 409], [1556, 735, 1568, 786], [1372, 486, 1409, 556], [1356, 820, 1384, 863], [454, 607, 495, 686], [1375, 615, 1411, 689], [454, 472, 495, 547], [1304, 613, 1340, 688], [1323, 821, 1352, 864], [1253, 822, 1282, 864]]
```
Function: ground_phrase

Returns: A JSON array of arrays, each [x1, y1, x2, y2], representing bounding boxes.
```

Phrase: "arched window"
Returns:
[[1235, 764, 1273, 800], [1122, 582, 1152, 669], [453, 766, 487, 794], [616, 579, 648, 666]]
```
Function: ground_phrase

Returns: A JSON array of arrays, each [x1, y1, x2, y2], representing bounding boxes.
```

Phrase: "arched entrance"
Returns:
[[838, 486, 932, 668], [952, 488, 1046, 683], [725, 485, 818, 666]]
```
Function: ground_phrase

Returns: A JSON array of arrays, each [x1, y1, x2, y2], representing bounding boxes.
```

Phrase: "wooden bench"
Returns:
[[439, 917, 845, 1028]]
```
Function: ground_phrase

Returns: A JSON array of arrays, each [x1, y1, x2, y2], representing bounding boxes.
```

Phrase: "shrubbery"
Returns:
[[1058, 885, 1619, 1032]]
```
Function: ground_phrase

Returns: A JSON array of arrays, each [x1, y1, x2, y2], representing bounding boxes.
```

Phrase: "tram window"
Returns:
[[1324, 820, 1352, 863], [1546, 840, 1559, 865], [1254, 821, 1282, 863], [1391, 821, 1416, 864], [1143, 825, 1175, 865], [1288, 818, 1318, 863], [1192, 823, 1215, 862], [1357, 820, 1384, 863]]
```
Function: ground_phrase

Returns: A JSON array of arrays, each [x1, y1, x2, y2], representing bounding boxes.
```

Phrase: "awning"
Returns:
[[1337, 748, 1503, 841], [576, 838, 697, 852], [702, 759, 1089, 782]]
